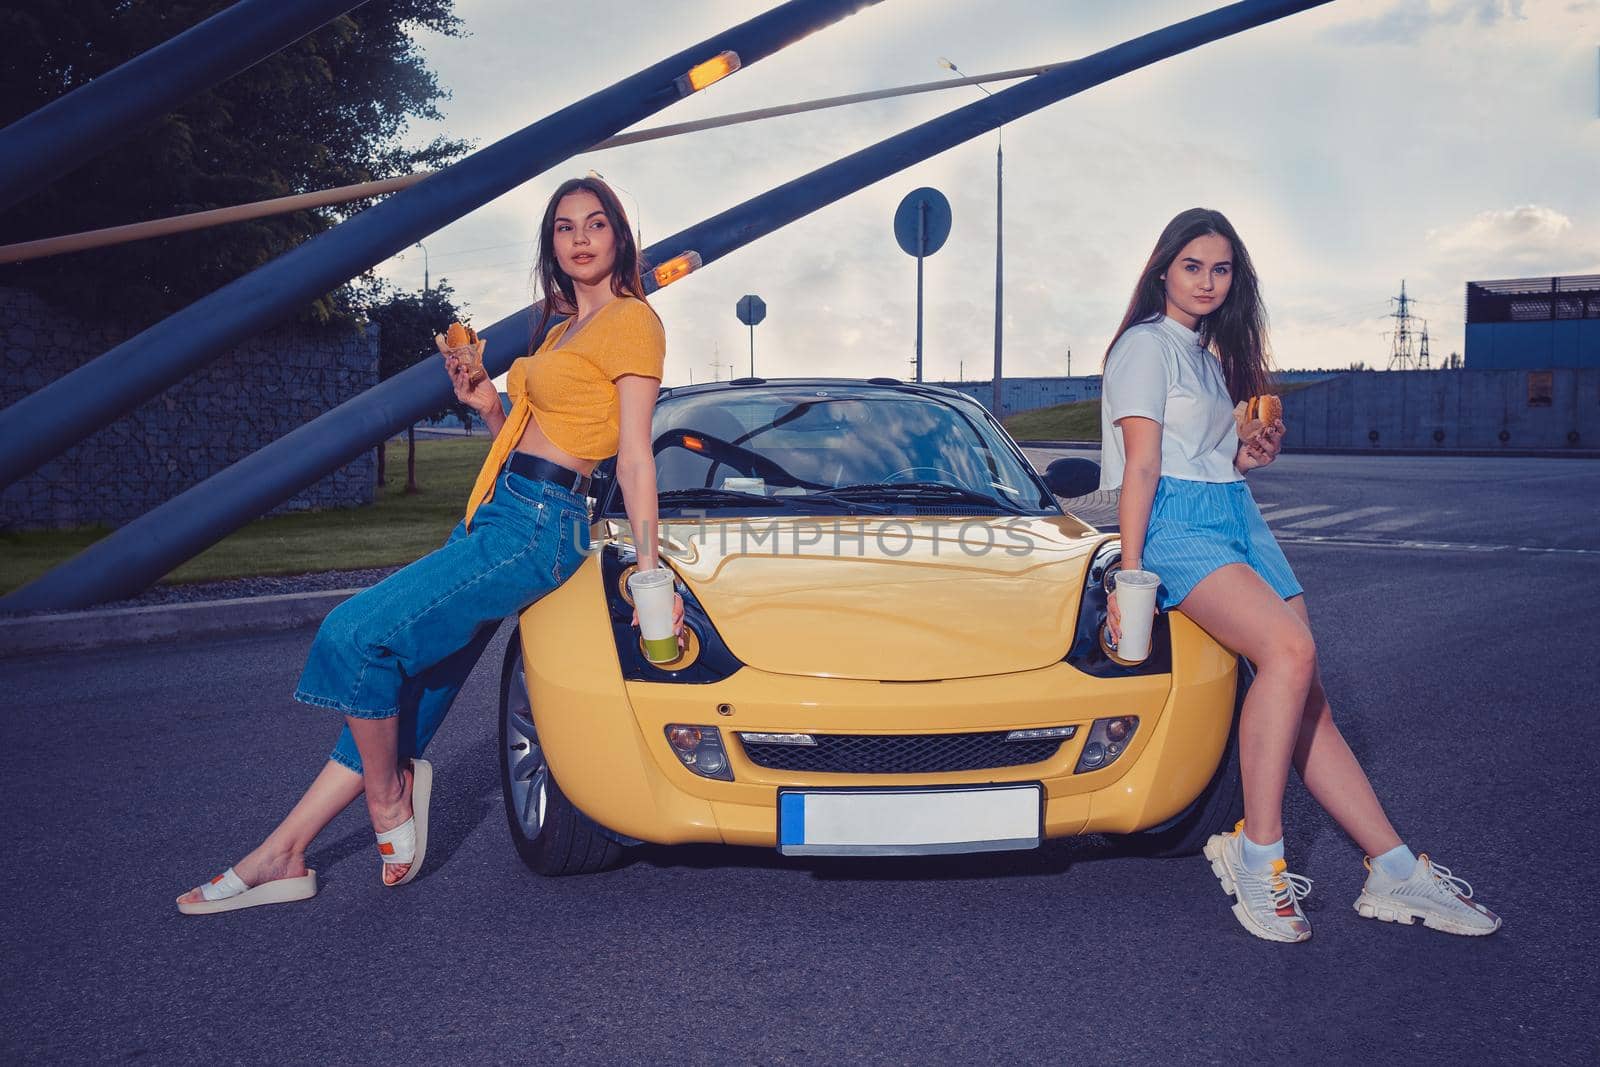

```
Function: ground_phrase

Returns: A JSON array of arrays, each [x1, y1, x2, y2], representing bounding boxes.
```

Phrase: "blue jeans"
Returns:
[[292, 469, 592, 774]]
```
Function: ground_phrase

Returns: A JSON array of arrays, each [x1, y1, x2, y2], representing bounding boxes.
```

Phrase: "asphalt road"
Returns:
[[4, 455, 1597, 1064]]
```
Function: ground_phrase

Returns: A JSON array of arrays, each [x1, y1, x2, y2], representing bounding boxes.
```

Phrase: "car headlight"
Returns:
[[1074, 716, 1140, 773], [664, 725, 735, 780], [602, 545, 743, 683], [1062, 539, 1171, 677]]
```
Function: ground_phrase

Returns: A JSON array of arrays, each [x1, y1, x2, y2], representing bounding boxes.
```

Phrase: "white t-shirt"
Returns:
[[1098, 315, 1242, 489]]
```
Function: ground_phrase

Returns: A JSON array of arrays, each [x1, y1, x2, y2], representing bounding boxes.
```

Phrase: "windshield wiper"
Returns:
[[655, 488, 888, 514], [808, 482, 1028, 513]]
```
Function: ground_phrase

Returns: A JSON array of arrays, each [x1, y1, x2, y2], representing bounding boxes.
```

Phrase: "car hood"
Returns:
[[605, 514, 1105, 681]]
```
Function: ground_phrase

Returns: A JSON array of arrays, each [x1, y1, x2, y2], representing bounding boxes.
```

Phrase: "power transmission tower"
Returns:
[[1386, 280, 1421, 369], [1418, 322, 1431, 370]]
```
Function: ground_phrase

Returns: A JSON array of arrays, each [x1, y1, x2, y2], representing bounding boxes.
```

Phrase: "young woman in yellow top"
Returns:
[[177, 176, 682, 913]]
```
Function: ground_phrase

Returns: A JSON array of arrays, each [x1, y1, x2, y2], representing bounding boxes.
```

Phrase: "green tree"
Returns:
[[358, 277, 474, 493], [0, 0, 470, 327]]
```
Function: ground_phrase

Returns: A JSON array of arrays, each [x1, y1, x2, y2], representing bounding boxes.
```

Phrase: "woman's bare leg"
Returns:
[[1176, 564, 1316, 845], [177, 760, 363, 903], [344, 715, 415, 885], [1284, 595, 1403, 857]]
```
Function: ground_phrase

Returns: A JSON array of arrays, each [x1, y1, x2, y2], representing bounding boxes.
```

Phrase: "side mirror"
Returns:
[[1043, 457, 1101, 498]]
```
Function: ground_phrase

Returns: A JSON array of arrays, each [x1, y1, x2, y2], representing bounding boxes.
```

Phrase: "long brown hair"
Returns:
[[530, 176, 653, 344], [1104, 207, 1273, 401]]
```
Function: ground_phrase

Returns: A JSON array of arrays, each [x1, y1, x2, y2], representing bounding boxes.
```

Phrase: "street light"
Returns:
[[939, 57, 1004, 420], [587, 168, 643, 248], [414, 240, 429, 292]]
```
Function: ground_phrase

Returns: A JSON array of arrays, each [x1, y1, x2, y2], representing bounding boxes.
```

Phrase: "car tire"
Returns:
[[498, 633, 624, 876], [1117, 658, 1251, 859]]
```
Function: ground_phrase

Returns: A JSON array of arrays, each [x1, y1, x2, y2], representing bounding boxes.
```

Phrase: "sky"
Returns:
[[367, 0, 1600, 388]]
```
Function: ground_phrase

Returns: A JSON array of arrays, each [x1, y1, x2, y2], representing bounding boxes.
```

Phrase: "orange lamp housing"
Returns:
[[674, 51, 742, 96], [652, 251, 703, 289]]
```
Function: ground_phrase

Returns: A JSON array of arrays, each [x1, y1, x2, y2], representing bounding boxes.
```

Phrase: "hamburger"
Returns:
[[435, 321, 487, 386], [1233, 393, 1282, 441]]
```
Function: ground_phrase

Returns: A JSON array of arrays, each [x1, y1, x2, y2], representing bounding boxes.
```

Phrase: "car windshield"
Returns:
[[604, 384, 1058, 516]]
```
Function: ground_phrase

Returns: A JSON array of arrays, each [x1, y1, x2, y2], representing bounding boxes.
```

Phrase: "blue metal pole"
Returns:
[[0, 0, 880, 492], [0, 0, 369, 213], [0, 0, 1329, 613]]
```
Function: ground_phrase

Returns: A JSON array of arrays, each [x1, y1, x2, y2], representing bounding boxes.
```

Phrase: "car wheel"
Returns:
[[1118, 659, 1251, 858], [498, 633, 623, 876]]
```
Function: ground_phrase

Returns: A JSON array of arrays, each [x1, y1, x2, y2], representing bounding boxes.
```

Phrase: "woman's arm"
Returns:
[[1116, 416, 1163, 570], [443, 349, 505, 436], [616, 374, 684, 639], [1108, 415, 1162, 643], [615, 374, 664, 568]]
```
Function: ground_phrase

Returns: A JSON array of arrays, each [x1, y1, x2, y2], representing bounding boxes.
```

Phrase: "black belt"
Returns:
[[506, 451, 591, 496]]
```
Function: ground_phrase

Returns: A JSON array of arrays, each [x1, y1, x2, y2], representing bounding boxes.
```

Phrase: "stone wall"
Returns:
[[0, 286, 378, 530]]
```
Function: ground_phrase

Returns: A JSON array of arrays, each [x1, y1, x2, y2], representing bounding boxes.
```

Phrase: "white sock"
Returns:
[[1372, 843, 1418, 880], [1241, 833, 1284, 873]]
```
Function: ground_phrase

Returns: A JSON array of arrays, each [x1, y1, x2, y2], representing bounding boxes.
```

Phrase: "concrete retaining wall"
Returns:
[[931, 376, 1103, 415], [938, 369, 1336, 416], [1280, 369, 1598, 450], [0, 286, 379, 530]]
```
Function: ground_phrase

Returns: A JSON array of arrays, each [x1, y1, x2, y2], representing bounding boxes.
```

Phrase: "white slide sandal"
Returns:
[[376, 758, 432, 887], [176, 866, 318, 916]]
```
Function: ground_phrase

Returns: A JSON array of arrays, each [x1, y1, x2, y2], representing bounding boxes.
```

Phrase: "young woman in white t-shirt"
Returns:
[[1101, 207, 1498, 943]]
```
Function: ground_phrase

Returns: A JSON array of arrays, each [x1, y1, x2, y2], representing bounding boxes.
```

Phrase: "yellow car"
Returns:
[[498, 378, 1246, 874]]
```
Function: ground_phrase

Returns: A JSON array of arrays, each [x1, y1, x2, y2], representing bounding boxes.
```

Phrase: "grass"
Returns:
[[6, 377, 1332, 594], [1, 437, 492, 595], [1001, 378, 1323, 443], [1004, 399, 1103, 442]]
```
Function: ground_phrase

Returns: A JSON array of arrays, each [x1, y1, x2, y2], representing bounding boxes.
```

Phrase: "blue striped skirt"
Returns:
[[1141, 476, 1303, 612]]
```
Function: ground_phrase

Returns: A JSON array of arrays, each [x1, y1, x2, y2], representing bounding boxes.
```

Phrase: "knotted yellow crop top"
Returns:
[[464, 295, 665, 525]]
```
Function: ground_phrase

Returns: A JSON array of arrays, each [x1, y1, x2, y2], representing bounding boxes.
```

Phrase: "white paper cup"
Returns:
[[627, 566, 679, 663], [1108, 568, 1160, 664]]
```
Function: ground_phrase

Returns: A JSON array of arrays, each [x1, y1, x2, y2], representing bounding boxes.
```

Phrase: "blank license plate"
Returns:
[[777, 784, 1042, 857]]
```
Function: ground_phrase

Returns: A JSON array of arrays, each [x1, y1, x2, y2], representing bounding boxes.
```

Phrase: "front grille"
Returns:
[[737, 730, 1064, 774]]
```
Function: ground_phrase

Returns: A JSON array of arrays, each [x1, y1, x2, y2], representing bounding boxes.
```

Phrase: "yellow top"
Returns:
[[464, 296, 665, 526]]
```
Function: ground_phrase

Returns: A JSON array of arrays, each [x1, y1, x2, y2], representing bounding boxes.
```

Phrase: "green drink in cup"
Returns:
[[628, 566, 679, 663]]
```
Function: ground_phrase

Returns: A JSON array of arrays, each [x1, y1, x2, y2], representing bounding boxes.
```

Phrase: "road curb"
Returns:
[[1018, 440, 1600, 458], [0, 587, 365, 659]]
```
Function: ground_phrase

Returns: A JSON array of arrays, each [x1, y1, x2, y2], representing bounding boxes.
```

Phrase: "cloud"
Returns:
[[375, 1, 1597, 379], [1329, 0, 1528, 45], [1426, 204, 1577, 266]]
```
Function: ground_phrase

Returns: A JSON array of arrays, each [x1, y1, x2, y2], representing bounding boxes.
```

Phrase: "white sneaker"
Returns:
[[1354, 853, 1501, 936], [1203, 821, 1313, 943]]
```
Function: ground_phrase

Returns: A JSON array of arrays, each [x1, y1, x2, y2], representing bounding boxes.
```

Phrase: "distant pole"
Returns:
[[992, 136, 1003, 417], [1067, 346, 1071, 377], [415, 241, 428, 291]]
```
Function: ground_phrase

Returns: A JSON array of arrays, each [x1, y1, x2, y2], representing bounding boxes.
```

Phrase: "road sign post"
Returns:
[[736, 294, 767, 377], [894, 187, 951, 383]]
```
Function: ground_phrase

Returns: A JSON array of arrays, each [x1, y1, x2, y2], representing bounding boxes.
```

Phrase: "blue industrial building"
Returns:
[[1464, 274, 1600, 369]]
